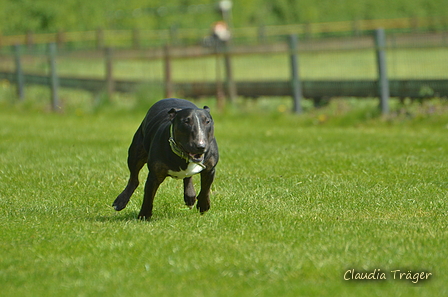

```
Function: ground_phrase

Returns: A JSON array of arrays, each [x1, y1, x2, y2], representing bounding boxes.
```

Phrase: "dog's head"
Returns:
[[169, 106, 214, 163]]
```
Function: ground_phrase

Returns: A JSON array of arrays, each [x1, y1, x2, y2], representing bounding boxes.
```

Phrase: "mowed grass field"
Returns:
[[0, 101, 447, 296]]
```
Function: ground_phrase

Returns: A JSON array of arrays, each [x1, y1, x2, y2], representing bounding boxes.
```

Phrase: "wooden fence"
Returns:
[[1, 16, 447, 49], [0, 30, 447, 113]]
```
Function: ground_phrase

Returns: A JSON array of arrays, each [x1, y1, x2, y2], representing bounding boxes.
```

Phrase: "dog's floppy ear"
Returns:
[[203, 106, 210, 112], [168, 108, 181, 120]]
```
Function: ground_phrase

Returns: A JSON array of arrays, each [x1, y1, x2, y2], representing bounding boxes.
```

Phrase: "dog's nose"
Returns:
[[195, 142, 206, 152]]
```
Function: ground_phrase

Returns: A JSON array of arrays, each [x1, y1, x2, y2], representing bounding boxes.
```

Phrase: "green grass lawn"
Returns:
[[0, 101, 447, 296]]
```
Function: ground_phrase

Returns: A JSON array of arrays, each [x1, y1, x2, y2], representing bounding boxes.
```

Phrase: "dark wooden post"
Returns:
[[352, 20, 361, 37], [170, 25, 178, 45], [13, 45, 25, 100], [289, 35, 303, 114], [105, 47, 114, 99], [96, 28, 104, 50], [56, 31, 65, 49], [132, 29, 140, 49], [258, 25, 266, 44], [164, 45, 173, 98], [215, 47, 225, 111], [224, 42, 237, 104], [375, 28, 389, 114], [26, 31, 34, 50], [48, 43, 60, 111], [411, 17, 419, 33], [304, 23, 312, 39]]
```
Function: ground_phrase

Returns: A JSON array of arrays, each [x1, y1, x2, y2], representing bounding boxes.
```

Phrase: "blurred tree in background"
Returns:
[[1, 0, 447, 35]]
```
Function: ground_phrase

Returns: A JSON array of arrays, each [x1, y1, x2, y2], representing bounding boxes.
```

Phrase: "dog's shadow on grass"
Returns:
[[90, 202, 201, 223], [93, 210, 140, 223], [92, 208, 193, 223]]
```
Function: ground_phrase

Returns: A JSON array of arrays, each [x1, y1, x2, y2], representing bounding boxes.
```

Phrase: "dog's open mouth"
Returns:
[[189, 153, 204, 163]]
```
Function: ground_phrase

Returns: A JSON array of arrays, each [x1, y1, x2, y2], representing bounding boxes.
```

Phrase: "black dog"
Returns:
[[112, 98, 219, 220]]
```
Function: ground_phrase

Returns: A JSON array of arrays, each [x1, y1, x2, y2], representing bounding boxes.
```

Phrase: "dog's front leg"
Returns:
[[196, 167, 215, 214], [183, 177, 197, 208], [138, 172, 164, 220]]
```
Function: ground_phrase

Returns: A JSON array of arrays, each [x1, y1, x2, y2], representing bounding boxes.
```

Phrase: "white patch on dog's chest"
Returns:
[[168, 162, 205, 179]]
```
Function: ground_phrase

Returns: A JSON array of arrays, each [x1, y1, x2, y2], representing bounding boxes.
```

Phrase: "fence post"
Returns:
[[352, 20, 361, 36], [411, 17, 419, 32], [215, 44, 225, 111], [170, 26, 178, 45], [164, 45, 173, 98], [13, 44, 25, 100], [304, 23, 312, 39], [48, 43, 60, 111], [132, 29, 140, 49], [56, 30, 65, 49], [224, 42, 237, 104], [289, 35, 303, 114], [26, 31, 34, 50], [374, 28, 389, 114], [105, 47, 114, 99], [258, 26, 266, 44], [96, 28, 104, 50]]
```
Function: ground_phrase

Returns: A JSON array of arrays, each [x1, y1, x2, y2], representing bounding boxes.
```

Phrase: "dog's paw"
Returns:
[[112, 202, 124, 211], [184, 195, 197, 209], [137, 213, 152, 221], [196, 201, 210, 214], [185, 200, 197, 209], [112, 195, 129, 211]]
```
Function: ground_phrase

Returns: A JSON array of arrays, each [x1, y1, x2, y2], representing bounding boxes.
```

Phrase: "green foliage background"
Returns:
[[1, 0, 448, 35]]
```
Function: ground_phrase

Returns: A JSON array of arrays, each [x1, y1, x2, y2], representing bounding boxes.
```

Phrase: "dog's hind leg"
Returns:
[[113, 127, 147, 211]]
